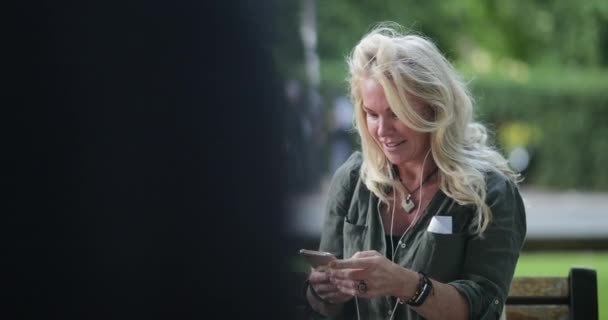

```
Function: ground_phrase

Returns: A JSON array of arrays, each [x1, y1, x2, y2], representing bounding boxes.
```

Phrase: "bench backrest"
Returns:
[[505, 267, 598, 320]]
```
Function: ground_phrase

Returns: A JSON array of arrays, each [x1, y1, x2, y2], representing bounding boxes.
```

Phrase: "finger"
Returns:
[[329, 268, 367, 280], [312, 282, 338, 295], [352, 250, 381, 258], [315, 265, 331, 272], [335, 283, 359, 297], [308, 271, 330, 284], [337, 280, 375, 298], [329, 256, 375, 269], [324, 290, 354, 304], [312, 284, 354, 303], [330, 277, 360, 291]]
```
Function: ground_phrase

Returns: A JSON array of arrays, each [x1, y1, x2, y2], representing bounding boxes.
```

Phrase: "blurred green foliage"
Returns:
[[273, 0, 608, 190], [470, 68, 608, 190], [315, 0, 608, 67]]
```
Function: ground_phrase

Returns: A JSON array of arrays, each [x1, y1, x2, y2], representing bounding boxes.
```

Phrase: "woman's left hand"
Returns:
[[327, 250, 416, 299]]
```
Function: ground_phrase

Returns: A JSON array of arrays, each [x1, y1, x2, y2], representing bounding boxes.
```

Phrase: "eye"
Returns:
[[365, 111, 378, 119], [390, 111, 398, 119]]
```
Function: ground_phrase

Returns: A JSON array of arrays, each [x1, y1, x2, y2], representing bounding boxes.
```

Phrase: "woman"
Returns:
[[304, 24, 526, 320]]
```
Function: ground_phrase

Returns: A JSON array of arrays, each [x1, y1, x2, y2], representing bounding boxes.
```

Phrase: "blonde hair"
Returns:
[[347, 23, 520, 235]]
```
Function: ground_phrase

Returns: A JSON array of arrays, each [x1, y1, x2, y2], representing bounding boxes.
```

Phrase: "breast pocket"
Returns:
[[424, 232, 466, 282], [343, 218, 367, 259]]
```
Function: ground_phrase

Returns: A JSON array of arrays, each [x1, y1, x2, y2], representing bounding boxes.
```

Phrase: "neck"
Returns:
[[396, 154, 436, 184]]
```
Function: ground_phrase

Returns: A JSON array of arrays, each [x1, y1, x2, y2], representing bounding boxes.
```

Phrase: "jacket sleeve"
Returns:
[[318, 152, 362, 259], [313, 153, 362, 320], [448, 172, 527, 319]]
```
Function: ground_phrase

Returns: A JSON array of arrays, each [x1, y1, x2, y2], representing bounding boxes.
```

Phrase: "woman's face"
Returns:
[[361, 78, 431, 167]]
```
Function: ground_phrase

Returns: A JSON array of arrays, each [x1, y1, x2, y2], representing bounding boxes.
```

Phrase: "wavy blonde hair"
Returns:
[[347, 23, 520, 235]]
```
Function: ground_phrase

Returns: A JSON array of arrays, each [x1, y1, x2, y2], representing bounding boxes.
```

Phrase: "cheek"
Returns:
[[366, 120, 377, 137], [396, 124, 429, 145], [411, 132, 431, 147], [394, 123, 414, 136]]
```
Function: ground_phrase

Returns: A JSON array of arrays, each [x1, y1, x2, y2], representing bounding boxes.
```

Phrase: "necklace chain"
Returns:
[[387, 151, 435, 320], [399, 166, 438, 195]]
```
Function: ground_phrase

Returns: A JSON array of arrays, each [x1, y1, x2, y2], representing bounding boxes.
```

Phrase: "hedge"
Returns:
[[471, 71, 608, 190]]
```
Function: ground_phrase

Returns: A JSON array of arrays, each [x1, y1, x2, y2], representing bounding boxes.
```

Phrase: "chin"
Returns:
[[384, 153, 408, 166]]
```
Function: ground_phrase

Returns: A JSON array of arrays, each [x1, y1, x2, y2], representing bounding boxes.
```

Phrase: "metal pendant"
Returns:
[[402, 194, 415, 213]]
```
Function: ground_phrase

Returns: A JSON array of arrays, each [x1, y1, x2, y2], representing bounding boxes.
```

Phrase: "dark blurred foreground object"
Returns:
[[2, 1, 290, 319]]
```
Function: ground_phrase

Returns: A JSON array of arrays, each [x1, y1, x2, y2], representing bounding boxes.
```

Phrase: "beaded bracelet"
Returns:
[[408, 272, 433, 306], [399, 272, 433, 307]]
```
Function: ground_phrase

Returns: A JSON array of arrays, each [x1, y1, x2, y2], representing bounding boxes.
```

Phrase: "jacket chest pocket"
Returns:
[[424, 232, 466, 282], [343, 218, 367, 259]]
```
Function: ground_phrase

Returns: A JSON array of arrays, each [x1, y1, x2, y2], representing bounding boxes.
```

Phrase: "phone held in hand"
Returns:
[[299, 249, 337, 268]]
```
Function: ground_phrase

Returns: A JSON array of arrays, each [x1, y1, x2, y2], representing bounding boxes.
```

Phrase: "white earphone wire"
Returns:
[[387, 148, 432, 320], [391, 148, 432, 262], [355, 149, 433, 320]]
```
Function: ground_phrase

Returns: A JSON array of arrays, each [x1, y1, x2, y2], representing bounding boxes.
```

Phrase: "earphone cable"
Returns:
[[356, 149, 433, 320], [388, 149, 432, 320]]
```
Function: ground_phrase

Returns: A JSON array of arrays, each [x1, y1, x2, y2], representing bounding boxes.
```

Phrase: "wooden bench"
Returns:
[[505, 267, 598, 320]]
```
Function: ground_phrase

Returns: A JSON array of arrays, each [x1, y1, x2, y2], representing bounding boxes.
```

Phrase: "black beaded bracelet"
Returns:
[[402, 272, 433, 307], [304, 279, 336, 305]]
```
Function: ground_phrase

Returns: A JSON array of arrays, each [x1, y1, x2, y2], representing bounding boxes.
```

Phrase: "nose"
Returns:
[[377, 116, 394, 137]]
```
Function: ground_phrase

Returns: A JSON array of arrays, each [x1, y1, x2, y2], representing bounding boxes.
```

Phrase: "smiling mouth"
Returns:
[[384, 140, 406, 148]]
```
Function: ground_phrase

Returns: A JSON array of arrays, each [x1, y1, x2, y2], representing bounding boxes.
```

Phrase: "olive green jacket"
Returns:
[[318, 152, 526, 320]]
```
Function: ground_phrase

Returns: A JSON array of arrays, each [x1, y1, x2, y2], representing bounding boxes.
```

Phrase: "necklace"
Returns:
[[399, 166, 438, 213], [384, 150, 434, 320]]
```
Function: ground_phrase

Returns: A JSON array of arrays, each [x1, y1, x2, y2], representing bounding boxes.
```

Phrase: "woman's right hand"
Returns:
[[308, 268, 353, 305]]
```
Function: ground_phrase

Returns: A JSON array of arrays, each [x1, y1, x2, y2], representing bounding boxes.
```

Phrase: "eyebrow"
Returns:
[[363, 106, 393, 113]]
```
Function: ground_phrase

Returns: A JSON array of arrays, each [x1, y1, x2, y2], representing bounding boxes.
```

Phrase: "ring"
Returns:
[[357, 280, 368, 294]]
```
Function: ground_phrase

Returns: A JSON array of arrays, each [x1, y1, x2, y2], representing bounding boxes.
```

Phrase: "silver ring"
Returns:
[[357, 280, 368, 294]]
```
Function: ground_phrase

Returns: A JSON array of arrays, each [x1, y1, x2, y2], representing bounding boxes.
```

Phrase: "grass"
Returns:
[[515, 251, 607, 320]]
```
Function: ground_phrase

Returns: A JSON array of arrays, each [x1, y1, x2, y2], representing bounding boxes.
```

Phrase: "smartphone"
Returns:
[[299, 249, 337, 268]]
